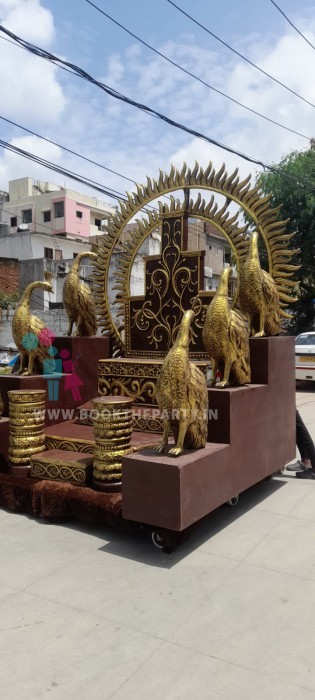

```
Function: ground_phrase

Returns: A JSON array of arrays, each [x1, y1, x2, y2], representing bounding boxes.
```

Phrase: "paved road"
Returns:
[[1, 383, 315, 699]]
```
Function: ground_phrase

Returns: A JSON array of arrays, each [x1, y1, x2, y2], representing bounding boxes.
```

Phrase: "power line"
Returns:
[[0, 116, 165, 217], [270, 0, 315, 52], [0, 113, 185, 219], [0, 115, 139, 188], [1, 24, 315, 192], [0, 174, 220, 254], [165, 0, 315, 109], [85, 0, 310, 141], [0, 138, 126, 201], [0, 125, 222, 247]]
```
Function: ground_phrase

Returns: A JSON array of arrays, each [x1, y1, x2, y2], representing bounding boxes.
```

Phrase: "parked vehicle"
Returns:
[[0, 352, 10, 367], [295, 332, 315, 381]]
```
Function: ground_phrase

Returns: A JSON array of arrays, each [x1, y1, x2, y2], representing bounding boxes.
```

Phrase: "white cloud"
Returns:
[[0, 0, 65, 124], [0, 2, 315, 214], [0, 135, 62, 187], [1, 0, 54, 43]]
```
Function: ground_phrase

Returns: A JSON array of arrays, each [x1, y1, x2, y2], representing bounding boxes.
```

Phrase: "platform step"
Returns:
[[45, 420, 95, 453], [45, 419, 161, 455], [30, 449, 94, 486], [75, 400, 164, 434]]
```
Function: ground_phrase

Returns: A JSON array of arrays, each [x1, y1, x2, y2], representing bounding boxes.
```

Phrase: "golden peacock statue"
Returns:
[[202, 266, 251, 388], [11, 276, 55, 375], [238, 231, 295, 337], [154, 309, 208, 457], [63, 252, 98, 337]]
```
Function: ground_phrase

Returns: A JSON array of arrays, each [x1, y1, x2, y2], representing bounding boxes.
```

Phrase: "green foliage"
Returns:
[[255, 148, 315, 333], [0, 290, 20, 310]]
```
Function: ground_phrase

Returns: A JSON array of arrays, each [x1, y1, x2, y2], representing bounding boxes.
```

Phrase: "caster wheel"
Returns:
[[226, 495, 239, 507], [151, 530, 180, 553], [151, 531, 164, 549]]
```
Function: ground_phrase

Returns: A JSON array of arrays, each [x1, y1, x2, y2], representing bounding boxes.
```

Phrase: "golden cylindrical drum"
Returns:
[[91, 396, 133, 492], [8, 390, 46, 468]]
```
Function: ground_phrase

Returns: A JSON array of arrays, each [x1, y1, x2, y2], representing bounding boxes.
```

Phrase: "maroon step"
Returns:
[[30, 449, 94, 486]]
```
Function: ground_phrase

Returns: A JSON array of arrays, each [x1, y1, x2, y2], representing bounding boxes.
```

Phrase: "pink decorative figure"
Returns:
[[59, 348, 83, 401], [38, 327, 56, 347]]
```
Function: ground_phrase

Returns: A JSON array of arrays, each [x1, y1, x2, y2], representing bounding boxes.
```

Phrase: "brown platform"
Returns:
[[53, 335, 110, 406], [122, 337, 296, 531], [45, 420, 95, 453], [0, 336, 110, 428], [30, 449, 94, 486], [45, 419, 161, 454]]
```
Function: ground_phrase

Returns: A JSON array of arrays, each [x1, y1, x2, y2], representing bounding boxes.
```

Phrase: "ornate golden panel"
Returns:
[[98, 358, 208, 406], [30, 457, 93, 485], [45, 435, 94, 454]]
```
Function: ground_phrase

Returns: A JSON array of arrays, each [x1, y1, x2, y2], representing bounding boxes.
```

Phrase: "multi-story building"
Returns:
[[0, 230, 94, 309], [188, 219, 236, 293], [1, 177, 116, 240]]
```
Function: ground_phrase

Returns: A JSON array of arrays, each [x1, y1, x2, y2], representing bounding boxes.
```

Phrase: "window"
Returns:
[[55, 249, 62, 261], [44, 247, 53, 259], [54, 201, 64, 218], [76, 210, 83, 219], [95, 218, 101, 228], [10, 216, 17, 227], [22, 209, 32, 224], [43, 210, 51, 223], [296, 335, 307, 345]]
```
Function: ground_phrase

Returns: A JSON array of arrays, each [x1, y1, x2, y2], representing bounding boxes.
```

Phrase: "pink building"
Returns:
[[2, 177, 115, 239]]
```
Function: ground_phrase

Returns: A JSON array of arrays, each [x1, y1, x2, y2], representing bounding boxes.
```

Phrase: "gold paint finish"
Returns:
[[238, 232, 297, 336], [12, 280, 54, 375], [126, 213, 205, 357], [94, 161, 298, 356], [8, 389, 46, 465], [91, 396, 133, 485], [132, 414, 163, 434], [30, 457, 93, 485], [154, 309, 208, 457], [45, 436, 94, 454], [202, 267, 250, 388], [98, 358, 207, 406], [63, 252, 98, 337]]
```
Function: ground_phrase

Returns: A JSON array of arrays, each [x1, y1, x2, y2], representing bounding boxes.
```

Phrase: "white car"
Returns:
[[295, 332, 315, 381]]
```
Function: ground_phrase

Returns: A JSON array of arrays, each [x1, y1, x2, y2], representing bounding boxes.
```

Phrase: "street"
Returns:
[[0, 383, 314, 699]]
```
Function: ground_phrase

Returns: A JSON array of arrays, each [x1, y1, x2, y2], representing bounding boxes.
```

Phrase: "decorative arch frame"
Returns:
[[94, 162, 299, 355]]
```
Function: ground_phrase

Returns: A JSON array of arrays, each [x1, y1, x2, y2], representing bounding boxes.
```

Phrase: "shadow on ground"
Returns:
[[93, 476, 286, 569]]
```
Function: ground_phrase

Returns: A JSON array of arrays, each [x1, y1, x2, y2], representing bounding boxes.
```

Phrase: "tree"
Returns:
[[255, 148, 315, 334], [0, 291, 20, 320]]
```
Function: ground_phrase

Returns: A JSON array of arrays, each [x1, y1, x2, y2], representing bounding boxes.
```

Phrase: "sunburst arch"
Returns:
[[93, 161, 299, 356]]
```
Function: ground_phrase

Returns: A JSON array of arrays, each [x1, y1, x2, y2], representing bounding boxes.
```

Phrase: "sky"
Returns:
[[1, 0, 315, 208]]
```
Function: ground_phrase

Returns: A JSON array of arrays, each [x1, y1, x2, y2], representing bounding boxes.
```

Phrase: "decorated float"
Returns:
[[0, 162, 298, 551]]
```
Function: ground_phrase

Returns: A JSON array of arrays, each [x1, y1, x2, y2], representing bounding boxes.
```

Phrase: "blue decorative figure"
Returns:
[[42, 346, 62, 402], [21, 332, 38, 352]]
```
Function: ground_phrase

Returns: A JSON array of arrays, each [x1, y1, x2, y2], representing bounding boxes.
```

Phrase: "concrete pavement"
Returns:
[[0, 382, 315, 699]]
